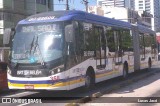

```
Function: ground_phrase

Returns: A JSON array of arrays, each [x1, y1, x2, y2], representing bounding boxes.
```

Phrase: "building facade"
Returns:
[[97, 0, 135, 9], [135, 0, 160, 31], [88, 6, 152, 28], [97, 0, 160, 32], [26, 0, 53, 15], [89, 6, 140, 23], [0, 0, 53, 46]]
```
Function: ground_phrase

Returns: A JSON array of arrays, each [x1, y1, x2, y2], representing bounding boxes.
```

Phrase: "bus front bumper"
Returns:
[[8, 80, 69, 90]]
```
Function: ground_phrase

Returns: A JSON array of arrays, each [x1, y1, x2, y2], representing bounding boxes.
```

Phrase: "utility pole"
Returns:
[[66, 0, 69, 10], [59, 0, 69, 10], [83, 0, 89, 12]]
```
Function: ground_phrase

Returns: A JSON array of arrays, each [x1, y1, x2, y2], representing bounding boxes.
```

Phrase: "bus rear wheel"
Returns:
[[84, 71, 95, 90], [148, 58, 152, 69], [123, 64, 128, 79]]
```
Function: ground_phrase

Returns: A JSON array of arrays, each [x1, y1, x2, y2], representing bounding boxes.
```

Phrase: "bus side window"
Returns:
[[151, 35, 157, 58], [106, 30, 115, 53], [83, 22, 95, 58], [101, 30, 106, 51], [139, 34, 145, 60], [74, 21, 85, 63], [65, 21, 86, 69], [64, 21, 76, 69], [106, 28, 124, 64]]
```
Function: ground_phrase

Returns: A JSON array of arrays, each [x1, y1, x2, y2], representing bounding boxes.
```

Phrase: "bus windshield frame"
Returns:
[[10, 22, 64, 64]]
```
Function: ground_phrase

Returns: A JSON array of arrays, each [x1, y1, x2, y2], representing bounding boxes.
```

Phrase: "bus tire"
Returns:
[[148, 58, 152, 69], [84, 70, 95, 90], [123, 63, 128, 79]]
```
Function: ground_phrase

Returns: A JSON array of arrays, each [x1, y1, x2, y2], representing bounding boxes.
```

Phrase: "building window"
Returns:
[[139, 7, 143, 9], [36, 0, 46, 5], [0, 12, 3, 20], [48, 0, 51, 8], [4, 13, 13, 22], [139, 1, 143, 3]]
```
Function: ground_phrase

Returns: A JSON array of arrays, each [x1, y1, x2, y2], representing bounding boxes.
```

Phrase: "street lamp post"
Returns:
[[82, 0, 89, 12], [66, 0, 69, 10], [58, 0, 69, 10]]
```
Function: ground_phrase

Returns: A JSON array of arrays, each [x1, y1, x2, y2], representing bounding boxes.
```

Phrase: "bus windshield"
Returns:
[[11, 23, 63, 63]]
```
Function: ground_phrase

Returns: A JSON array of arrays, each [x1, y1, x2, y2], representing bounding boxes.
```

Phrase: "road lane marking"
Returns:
[[17, 103, 30, 106], [2, 91, 38, 97]]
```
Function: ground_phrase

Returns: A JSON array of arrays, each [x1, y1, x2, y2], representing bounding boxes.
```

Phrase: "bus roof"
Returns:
[[137, 24, 155, 35], [18, 10, 131, 29]]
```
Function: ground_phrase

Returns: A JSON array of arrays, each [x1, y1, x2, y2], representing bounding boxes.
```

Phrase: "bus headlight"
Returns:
[[50, 70, 55, 75], [50, 65, 64, 75], [50, 68, 61, 75]]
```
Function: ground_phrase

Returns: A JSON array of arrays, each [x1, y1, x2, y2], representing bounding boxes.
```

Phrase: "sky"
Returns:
[[54, 0, 97, 11]]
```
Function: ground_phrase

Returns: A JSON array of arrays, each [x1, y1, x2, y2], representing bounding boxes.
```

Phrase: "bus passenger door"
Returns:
[[95, 27, 106, 69]]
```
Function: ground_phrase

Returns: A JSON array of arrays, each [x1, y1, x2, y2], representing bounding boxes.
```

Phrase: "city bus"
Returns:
[[5, 10, 158, 90]]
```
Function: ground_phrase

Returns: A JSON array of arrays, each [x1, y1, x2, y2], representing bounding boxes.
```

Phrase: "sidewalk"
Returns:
[[81, 67, 160, 106]]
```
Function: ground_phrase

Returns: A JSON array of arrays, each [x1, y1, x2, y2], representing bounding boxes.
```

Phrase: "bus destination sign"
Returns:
[[28, 16, 56, 21]]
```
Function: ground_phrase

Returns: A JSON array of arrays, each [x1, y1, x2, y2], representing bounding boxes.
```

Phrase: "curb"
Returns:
[[65, 70, 159, 106]]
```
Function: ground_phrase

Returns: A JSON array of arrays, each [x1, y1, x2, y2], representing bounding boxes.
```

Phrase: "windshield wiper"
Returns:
[[32, 36, 46, 67], [30, 35, 35, 54]]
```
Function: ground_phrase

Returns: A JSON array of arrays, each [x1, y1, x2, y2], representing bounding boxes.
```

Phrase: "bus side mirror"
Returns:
[[65, 25, 74, 42], [3, 28, 15, 45]]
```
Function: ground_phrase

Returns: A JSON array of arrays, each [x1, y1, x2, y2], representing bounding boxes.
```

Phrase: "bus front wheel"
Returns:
[[148, 58, 152, 69], [123, 64, 128, 79]]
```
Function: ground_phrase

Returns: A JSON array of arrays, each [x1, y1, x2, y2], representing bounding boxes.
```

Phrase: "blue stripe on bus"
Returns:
[[8, 75, 85, 84], [9, 69, 117, 84]]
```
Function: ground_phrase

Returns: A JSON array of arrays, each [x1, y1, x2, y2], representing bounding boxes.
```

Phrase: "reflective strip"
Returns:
[[8, 78, 85, 89], [96, 70, 118, 78]]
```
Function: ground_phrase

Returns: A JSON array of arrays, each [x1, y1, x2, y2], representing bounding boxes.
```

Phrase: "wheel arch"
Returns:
[[148, 57, 152, 68], [86, 66, 95, 82], [123, 61, 129, 73]]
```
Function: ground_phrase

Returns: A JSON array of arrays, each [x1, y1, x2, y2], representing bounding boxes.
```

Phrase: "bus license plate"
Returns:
[[25, 85, 34, 89]]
